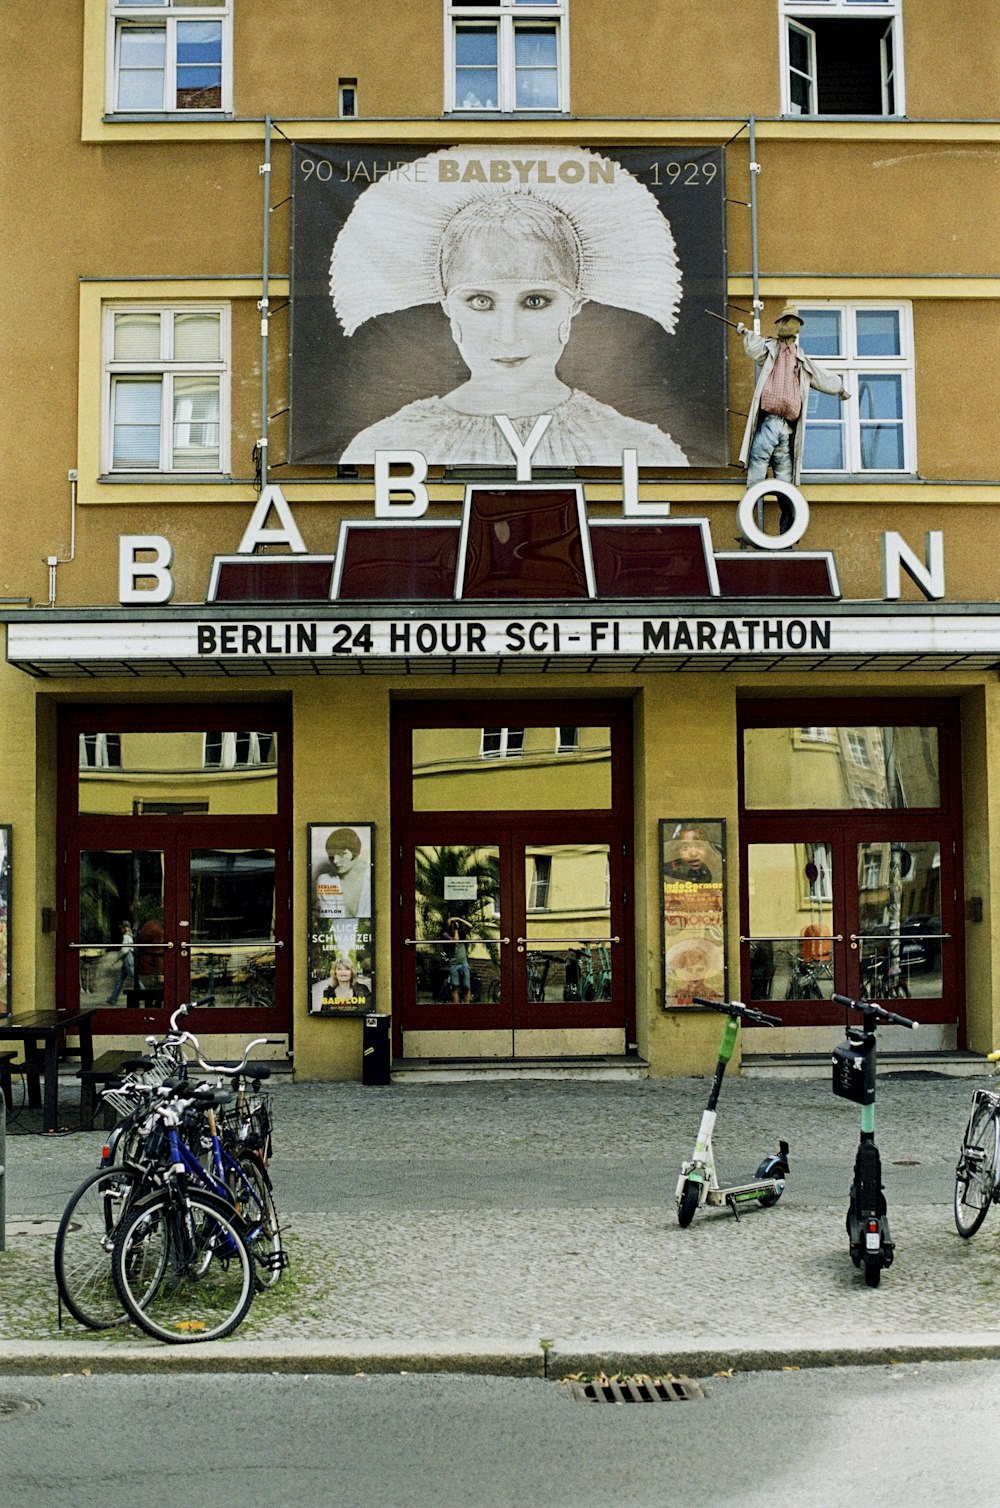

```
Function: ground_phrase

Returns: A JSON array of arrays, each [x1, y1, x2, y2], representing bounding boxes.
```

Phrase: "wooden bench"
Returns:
[[0, 1050, 42, 1115], [77, 1049, 144, 1131]]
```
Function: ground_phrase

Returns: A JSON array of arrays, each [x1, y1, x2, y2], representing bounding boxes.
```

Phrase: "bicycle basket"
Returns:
[[219, 1092, 273, 1158]]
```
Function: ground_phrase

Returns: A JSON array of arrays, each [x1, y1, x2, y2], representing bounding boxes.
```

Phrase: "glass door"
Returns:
[[516, 832, 623, 1032], [407, 836, 508, 1030], [402, 824, 628, 1052], [58, 705, 291, 1037], [68, 833, 287, 1034], [742, 824, 957, 1029]]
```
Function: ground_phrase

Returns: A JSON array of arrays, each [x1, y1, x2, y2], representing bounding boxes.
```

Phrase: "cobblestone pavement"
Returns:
[[4, 1072, 1000, 1373]]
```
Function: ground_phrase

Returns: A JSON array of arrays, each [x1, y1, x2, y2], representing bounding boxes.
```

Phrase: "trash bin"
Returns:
[[362, 1013, 392, 1086]]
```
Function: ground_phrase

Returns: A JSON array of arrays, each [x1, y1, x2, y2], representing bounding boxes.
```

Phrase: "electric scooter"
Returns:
[[831, 992, 918, 1287], [675, 996, 790, 1226]]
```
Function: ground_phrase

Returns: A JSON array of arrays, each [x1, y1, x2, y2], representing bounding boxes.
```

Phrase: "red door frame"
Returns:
[[57, 702, 292, 1038], [737, 697, 964, 1036], [391, 699, 634, 1056]]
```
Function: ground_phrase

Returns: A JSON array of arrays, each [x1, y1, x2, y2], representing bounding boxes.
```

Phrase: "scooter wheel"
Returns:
[[677, 1179, 701, 1228], [863, 1249, 882, 1287], [754, 1156, 786, 1208]]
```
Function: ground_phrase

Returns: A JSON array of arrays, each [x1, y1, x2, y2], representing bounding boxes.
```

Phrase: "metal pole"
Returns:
[[258, 115, 273, 490], [748, 114, 762, 336]]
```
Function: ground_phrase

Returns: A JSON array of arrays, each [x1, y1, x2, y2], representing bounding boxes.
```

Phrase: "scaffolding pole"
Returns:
[[258, 115, 273, 490]]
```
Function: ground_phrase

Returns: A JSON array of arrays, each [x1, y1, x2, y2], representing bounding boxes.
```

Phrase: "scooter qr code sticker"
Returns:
[[865, 1231, 881, 1250]]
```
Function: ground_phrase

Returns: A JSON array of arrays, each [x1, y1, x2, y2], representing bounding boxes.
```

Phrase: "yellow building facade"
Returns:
[[2, 1, 999, 1078]]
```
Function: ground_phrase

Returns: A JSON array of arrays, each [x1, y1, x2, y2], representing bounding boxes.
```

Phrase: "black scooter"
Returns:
[[832, 992, 918, 1287]]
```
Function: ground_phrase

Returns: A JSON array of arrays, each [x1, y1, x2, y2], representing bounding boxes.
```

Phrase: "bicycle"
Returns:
[[54, 1004, 285, 1333], [675, 996, 790, 1226], [831, 991, 918, 1286], [109, 1091, 258, 1345], [954, 1049, 1000, 1237]]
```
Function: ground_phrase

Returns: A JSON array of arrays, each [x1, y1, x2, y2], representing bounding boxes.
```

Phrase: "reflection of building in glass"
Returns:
[[743, 724, 940, 810], [78, 730, 279, 816], [412, 724, 611, 811]]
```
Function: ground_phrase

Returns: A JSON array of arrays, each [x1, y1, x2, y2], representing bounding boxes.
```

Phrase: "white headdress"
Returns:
[[329, 145, 681, 336]]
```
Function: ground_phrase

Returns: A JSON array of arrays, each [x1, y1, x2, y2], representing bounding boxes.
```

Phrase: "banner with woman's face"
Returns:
[[289, 144, 728, 469]]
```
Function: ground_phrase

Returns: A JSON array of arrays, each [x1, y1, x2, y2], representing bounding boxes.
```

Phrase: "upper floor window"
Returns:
[[204, 732, 277, 769], [481, 727, 525, 758], [782, 1, 902, 116], [797, 303, 914, 474], [446, 1, 567, 113], [109, 1, 231, 115], [79, 734, 123, 769], [556, 727, 579, 753], [104, 305, 229, 474]]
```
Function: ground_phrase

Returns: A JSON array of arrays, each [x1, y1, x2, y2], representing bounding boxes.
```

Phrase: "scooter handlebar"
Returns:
[[832, 993, 919, 1030], [691, 996, 783, 1027]]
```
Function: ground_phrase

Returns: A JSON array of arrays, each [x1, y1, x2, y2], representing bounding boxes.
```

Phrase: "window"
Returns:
[[79, 734, 123, 769], [481, 727, 525, 758], [782, 1, 902, 116], [204, 732, 277, 769], [339, 79, 358, 118], [528, 853, 551, 909], [109, 2, 231, 114], [104, 305, 229, 474], [846, 732, 871, 767], [556, 727, 579, 753], [447, 1, 567, 113], [797, 303, 913, 474]]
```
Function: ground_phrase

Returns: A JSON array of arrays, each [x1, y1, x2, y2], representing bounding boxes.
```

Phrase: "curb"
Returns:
[[4, 1332, 1000, 1378]]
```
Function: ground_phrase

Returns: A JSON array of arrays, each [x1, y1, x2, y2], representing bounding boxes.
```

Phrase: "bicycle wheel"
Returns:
[[228, 1152, 285, 1289], [677, 1178, 701, 1228], [54, 1164, 154, 1330], [954, 1100, 998, 1238], [111, 1189, 255, 1343]]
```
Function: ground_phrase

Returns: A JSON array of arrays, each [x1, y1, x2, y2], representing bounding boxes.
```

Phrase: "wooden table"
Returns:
[[0, 1006, 97, 1131]]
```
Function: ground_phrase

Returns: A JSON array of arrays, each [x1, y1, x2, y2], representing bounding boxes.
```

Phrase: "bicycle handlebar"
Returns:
[[691, 995, 783, 1028], [832, 993, 919, 1030]]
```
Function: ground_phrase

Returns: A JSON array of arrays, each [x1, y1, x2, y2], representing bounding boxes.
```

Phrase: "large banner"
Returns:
[[289, 144, 727, 469]]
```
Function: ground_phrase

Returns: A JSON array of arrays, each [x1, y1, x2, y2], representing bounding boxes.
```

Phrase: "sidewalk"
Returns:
[[4, 1071, 1000, 1377]]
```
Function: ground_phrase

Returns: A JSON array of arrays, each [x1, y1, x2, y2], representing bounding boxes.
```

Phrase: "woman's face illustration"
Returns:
[[442, 281, 579, 378]]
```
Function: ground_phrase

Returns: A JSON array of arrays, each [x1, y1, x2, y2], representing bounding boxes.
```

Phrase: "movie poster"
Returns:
[[660, 819, 727, 1009], [289, 143, 727, 469], [308, 823, 374, 1014]]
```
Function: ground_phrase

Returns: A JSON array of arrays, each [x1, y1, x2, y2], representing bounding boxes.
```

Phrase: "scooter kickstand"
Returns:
[[724, 1192, 742, 1222]]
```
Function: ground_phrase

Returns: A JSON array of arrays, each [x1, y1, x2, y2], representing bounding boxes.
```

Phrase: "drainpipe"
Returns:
[[258, 116, 273, 491], [46, 469, 78, 606]]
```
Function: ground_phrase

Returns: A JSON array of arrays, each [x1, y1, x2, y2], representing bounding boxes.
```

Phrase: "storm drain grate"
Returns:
[[562, 1375, 704, 1404]]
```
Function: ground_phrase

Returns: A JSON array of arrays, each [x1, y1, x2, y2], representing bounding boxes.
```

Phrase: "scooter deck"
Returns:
[[705, 1179, 784, 1206]]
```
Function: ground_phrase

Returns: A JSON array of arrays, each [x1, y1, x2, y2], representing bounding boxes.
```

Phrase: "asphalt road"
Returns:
[[0, 1361, 993, 1507]]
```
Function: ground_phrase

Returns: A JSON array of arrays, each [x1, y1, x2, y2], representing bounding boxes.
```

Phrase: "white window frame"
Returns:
[[528, 854, 552, 910], [555, 726, 579, 753], [107, 1, 232, 116], [797, 301, 915, 476], [445, 0, 569, 114], [102, 303, 231, 476], [779, 1, 904, 117], [204, 731, 276, 769], [480, 727, 525, 758]]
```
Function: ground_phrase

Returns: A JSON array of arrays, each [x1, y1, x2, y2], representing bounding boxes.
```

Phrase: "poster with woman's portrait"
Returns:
[[660, 819, 727, 1010], [289, 143, 727, 470], [308, 823, 374, 1014]]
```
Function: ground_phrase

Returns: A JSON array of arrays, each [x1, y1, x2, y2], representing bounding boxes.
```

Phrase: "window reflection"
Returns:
[[523, 843, 613, 1004], [413, 726, 611, 811], [743, 725, 939, 809], [78, 730, 278, 815], [747, 841, 835, 1002], [857, 840, 942, 1000], [413, 844, 502, 1005]]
